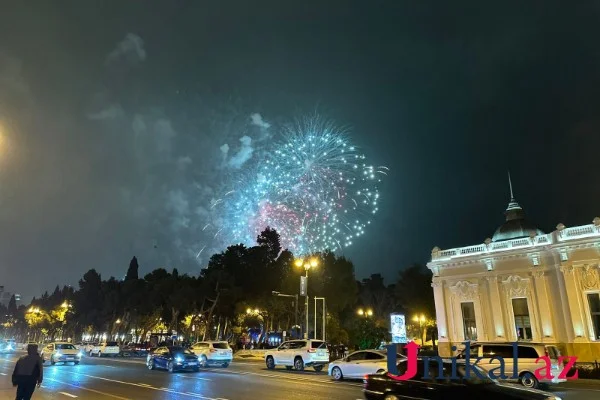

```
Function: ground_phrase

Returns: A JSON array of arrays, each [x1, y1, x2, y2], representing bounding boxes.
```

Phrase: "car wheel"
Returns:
[[266, 356, 275, 370], [147, 360, 155, 370], [50, 356, 56, 366], [376, 369, 386, 374], [167, 361, 175, 373], [520, 372, 539, 389], [331, 366, 343, 381], [200, 355, 208, 368], [384, 395, 399, 400], [294, 357, 304, 371], [222, 362, 229, 368], [314, 365, 324, 372]]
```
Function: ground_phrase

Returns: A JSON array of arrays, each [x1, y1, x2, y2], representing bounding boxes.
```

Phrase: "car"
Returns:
[[147, 346, 200, 372], [457, 342, 565, 388], [264, 339, 329, 372], [363, 358, 562, 400], [190, 341, 233, 367], [0, 340, 14, 353], [328, 350, 406, 381], [41, 342, 83, 365], [89, 341, 120, 357]]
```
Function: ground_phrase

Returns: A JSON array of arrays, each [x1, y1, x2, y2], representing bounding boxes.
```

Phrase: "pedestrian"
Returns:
[[12, 344, 43, 400]]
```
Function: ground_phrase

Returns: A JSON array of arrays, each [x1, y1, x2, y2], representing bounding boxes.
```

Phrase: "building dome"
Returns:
[[491, 175, 544, 242]]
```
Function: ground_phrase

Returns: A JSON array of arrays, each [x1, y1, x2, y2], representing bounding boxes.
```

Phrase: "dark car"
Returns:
[[363, 358, 560, 400], [147, 346, 200, 373]]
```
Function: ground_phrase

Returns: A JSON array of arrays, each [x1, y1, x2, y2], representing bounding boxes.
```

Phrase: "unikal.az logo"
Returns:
[[385, 341, 578, 381]]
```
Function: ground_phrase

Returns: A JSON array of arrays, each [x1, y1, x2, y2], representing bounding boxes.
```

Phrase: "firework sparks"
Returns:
[[219, 115, 384, 254]]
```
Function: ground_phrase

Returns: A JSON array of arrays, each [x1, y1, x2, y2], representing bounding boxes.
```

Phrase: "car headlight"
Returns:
[[546, 397, 562, 400], [55, 352, 62, 357], [175, 356, 184, 363], [77, 351, 83, 357]]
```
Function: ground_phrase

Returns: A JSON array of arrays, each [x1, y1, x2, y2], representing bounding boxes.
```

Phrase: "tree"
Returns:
[[395, 264, 435, 319], [7, 295, 17, 317], [125, 256, 139, 281]]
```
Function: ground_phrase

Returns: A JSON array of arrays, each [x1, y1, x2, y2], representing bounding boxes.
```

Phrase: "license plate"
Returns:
[[318, 351, 324, 356], [220, 351, 226, 355], [188, 362, 197, 365]]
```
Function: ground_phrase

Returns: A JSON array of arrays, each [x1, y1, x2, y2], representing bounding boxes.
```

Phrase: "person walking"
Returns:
[[12, 344, 43, 400]]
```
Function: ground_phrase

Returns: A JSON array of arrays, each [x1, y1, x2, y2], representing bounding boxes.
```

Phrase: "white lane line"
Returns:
[[45, 378, 131, 400], [0, 372, 6, 375], [63, 372, 227, 400], [59, 392, 78, 398], [104, 365, 118, 368]]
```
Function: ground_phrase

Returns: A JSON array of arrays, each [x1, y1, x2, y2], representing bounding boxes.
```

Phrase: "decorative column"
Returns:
[[486, 276, 507, 340], [560, 264, 586, 341], [531, 271, 555, 341], [431, 279, 451, 357]]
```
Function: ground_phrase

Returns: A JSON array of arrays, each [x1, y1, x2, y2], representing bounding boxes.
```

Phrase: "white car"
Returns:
[[89, 341, 120, 357], [328, 349, 405, 380], [190, 341, 233, 367], [41, 342, 83, 365], [265, 339, 329, 372]]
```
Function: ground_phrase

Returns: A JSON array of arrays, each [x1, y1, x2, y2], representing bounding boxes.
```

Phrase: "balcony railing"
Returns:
[[431, 223, 600, 261]]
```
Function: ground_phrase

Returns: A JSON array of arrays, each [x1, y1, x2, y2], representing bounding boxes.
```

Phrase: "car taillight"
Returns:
[[307, 349, 316, 353], [210, 348, 217, 353]]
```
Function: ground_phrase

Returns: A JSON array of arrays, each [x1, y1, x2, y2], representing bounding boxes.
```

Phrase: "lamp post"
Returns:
[[272, 291, 299, 337], [295, 257, 318, 339]]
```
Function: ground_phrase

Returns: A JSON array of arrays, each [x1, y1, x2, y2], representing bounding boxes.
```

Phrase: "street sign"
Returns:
[[300, 276, 307, 296]]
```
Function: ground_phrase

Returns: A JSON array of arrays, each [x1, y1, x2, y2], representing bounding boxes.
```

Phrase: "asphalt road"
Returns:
[[0, 353, 597, 399]]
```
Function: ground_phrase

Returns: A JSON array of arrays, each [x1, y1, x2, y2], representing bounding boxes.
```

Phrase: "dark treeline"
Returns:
[[1, 228, 435, 348]]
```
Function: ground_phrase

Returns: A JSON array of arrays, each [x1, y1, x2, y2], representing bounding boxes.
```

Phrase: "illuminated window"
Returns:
[[512, 298, 532, 340], [461, 302, 477, 341], [587, 293, 600, 340]]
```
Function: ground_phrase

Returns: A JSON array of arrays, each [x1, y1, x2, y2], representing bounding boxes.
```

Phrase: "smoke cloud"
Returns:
[[105, 33, 147, 66]]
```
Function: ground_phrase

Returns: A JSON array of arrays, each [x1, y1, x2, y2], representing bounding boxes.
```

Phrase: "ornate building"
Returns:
[[427, 180, 600, 362]]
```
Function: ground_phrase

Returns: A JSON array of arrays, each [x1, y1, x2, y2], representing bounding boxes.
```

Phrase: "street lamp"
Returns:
[[272, 291, 299, 337], [295, 257, 318, 339], [357, 308, 373, 317]]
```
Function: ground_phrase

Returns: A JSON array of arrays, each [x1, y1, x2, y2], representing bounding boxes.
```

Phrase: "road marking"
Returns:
[[0, 372, 6, 375], [62, 372, 228, 400], [104, 365, 118, 368], [45, 378, 132, 400], [59, 392, 78, 398]]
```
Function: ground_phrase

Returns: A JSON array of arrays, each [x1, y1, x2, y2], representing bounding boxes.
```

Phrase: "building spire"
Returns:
[[508, 171, 515, 200], [505, 171, 522, 215]]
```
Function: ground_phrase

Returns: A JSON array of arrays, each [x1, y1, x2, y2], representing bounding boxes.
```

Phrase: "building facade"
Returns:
[[427, 188, 600, 362]]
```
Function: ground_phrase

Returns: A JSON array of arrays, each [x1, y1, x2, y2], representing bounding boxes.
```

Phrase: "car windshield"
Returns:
[[311, 341, 326, 349], [212, 342, 229, 349], [546, 346, 560, 359], [106, 342, 118, 346], [456, 365, 494, 385], [56, 344, 76, 350]]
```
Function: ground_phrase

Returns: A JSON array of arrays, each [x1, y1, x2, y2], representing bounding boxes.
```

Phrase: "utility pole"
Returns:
[[314, 297, 326, 341]]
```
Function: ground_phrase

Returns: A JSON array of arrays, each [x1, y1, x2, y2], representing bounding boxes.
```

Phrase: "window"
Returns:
[[481, 345, 513, 358], [512, 298, 532, 340], [365, 352, 385, 360], [588, 293, 600, 340], [461, 302, 477, 341], [56, 344, 76, 350], [289, 341, 306, 349], [212, 342, 230, 349], [347, 352, 366, 361], [516, 346, 539, 359], [310, 341, 325, 348]]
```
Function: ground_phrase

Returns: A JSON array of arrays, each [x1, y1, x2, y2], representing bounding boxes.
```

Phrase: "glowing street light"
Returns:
[[115, 319, 121, 324], [357, 308, 373, 317], [295, 257, 319, 339]]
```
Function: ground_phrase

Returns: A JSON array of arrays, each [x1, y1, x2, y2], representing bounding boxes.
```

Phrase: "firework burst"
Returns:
[[222, 115, 386, 254]]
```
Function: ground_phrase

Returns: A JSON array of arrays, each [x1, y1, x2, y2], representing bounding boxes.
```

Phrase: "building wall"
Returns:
[[428, 223, 600, 363]]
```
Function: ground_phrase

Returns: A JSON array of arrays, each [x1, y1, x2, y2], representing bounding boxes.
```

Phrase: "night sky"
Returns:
[[2, 1, 600, 301]]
